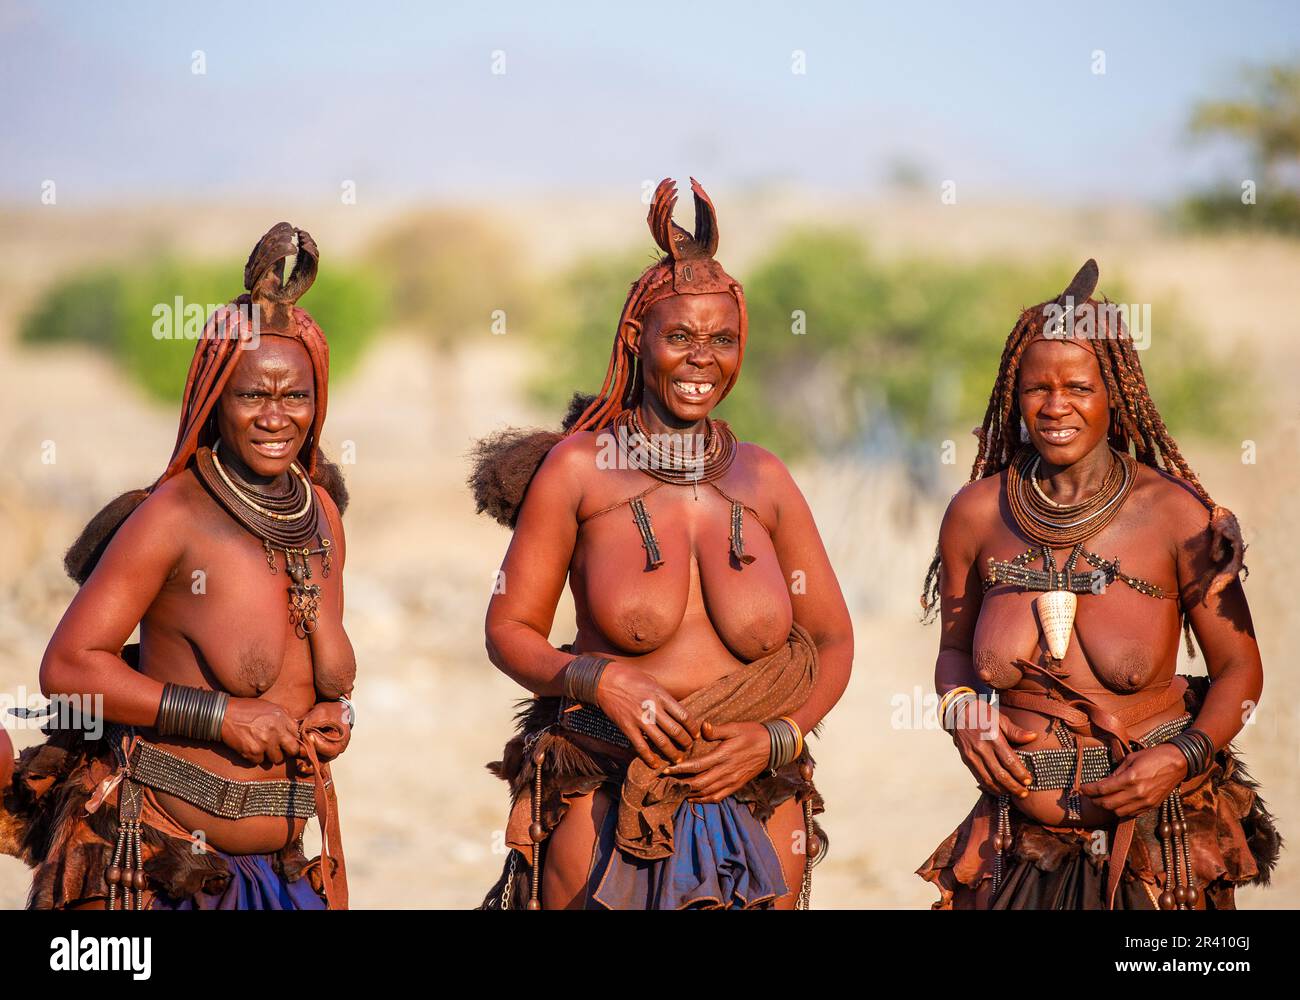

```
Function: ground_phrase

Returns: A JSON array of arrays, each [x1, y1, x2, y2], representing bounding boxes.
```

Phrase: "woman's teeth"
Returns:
[[1040, 428, 1079, 444], [673, 381, 714, 397], [256, 440, 291, 454]]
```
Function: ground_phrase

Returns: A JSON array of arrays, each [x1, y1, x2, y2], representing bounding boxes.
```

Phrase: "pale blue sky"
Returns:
[[2, 0, 1297, 202]]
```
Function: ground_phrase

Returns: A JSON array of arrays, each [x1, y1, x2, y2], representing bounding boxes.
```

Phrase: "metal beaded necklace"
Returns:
[[595, 408, 757, 567], [616, 407, 737, 487], [194, 442, 332, 638], [987, 445, 1150, 664]]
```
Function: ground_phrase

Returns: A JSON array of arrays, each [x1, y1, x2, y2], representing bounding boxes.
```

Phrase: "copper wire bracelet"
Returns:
[[563, 654, 611, 705], [764, 718, 801, 771], [1168, 728, 1214, 778], [156, 683, 229, 743]]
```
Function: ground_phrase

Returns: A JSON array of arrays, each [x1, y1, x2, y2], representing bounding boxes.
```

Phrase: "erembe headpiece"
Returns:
[[161, 223, 331, 486], [568, 178, 747, 433]]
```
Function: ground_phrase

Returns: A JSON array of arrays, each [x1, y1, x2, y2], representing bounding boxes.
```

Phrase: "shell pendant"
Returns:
[[1036, 589, 1077, 661]]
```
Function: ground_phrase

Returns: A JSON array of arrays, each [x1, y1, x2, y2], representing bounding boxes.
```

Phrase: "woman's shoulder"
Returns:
[[1131, 461, 1213, 534], [1128, 460, 1216, 546], [735, 439, 790, 476], [133, 470, 206, 524], [944, 472, 1004, 527]]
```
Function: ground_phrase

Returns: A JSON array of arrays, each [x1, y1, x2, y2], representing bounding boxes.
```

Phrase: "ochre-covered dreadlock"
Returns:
[[920, 258, 1245, 623]]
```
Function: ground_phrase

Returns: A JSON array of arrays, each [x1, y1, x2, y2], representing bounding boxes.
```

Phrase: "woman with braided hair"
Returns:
[[917, 259, 1279, 909], [470, 179, 853, 909], [1, 224, 354, 909]]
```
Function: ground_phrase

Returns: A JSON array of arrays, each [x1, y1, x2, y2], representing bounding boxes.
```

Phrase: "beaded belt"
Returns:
[[127, 739, 320, 820], [556, 698, 632, 750], [1016, 714, 1192, 791]]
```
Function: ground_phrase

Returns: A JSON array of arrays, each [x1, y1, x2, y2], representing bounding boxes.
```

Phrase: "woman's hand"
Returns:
[[1081, 744, 1187, 818], [595, 661, 696, 768], [950, 701, 1036, 798], [219, 698, 302, 766], [662, 721, 770, 803], [301, 700, 352, 762]]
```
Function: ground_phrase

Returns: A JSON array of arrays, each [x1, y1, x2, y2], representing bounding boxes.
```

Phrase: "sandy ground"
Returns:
[[1, 201, 1296, 908]]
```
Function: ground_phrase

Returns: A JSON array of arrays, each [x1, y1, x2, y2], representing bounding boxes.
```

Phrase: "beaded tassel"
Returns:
[[991, 793, 1011, 895], [629, 497, 664, 569], [1157, 790, 1199, 910], [1055, 722, 1083, 820], [527, 746, 546, 910], [106, 779, 146, 910], [729, 502, 756, 565], [796, 762, 817, 910]]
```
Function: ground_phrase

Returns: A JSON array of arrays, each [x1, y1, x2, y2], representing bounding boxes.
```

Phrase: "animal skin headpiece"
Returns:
[[568, 178, 747, 432], [158, 223, 331, 486], [1026, 257, 1127, 354]]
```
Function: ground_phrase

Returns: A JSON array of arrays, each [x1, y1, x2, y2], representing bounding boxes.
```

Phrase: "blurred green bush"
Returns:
[[527, 229, 1253, 461], [20, 258, 385, 402], [1182, 62, 1300, 235]]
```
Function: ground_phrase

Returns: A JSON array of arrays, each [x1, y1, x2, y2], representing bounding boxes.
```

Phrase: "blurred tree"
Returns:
[[366, 210, 525, 348], [1184, 62, 1300, 233], [21, 258, 384, 402]]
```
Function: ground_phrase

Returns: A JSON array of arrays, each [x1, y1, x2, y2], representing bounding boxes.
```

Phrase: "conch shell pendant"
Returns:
[[1036, 590, 1077, 661]]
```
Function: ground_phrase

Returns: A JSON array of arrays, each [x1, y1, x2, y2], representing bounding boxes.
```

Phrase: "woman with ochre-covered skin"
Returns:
[[471, 179, 853, 910], [917, 259, 1279, 910]]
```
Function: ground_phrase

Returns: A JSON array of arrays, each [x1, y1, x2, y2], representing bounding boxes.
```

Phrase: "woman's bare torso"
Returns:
[[568, 442, 793, 699], [134, 472, 353, 853], [971, 469, 1186, 827]]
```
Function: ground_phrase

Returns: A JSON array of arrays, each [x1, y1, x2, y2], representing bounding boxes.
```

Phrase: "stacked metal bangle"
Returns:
[[563, 653, 611, 705], [1167, 727, 1214, 779], [156, 683, 229, 743], [938, 686, 978, 731], [764, 716, 803, 771]]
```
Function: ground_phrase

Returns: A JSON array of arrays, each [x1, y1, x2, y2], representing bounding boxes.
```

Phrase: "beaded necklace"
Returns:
[[588, 409, 757, 569], [987, 446, 1173, 663], [194, 442, 332, 638], [612, 408, 738, 487], [1006, 445, 1135, 546]]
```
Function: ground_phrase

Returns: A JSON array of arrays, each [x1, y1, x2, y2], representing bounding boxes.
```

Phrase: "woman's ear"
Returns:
[[619, 318, 643, 359]]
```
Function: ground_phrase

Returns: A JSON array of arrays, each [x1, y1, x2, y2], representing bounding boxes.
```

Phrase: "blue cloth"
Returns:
[[152, 850, 327, 910], [589, 797, 788, 910]]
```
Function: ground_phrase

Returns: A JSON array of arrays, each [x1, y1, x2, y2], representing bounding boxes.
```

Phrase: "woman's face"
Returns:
[[1016, 338, 1110, 466], [625, 291, 740, 426], [215, 336, 316, 480]]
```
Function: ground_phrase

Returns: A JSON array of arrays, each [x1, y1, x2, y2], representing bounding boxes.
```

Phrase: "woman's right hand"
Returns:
[[949, 700, 1036, 798], [595, 661, 696, 768], [219, 698, 303, 766]]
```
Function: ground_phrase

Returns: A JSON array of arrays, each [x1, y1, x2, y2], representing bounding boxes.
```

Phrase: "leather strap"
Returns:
[[299, 720, 349, 910], [1001, 661, 1189, 908]]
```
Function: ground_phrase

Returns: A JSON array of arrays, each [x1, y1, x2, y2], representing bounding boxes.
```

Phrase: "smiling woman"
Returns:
[[1, 224, 355, 911], [469, 179, 854, 910], [916, 259, 1280, 910]]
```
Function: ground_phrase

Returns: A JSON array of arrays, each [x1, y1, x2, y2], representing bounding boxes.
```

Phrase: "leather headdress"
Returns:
[[568, 178, 747, 432], [158, 223, 330, 486], [1029, 257, 1120, 353]]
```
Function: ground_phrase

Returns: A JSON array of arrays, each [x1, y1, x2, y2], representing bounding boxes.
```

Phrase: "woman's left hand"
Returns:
[[661, 721, 771, 803], [296, 700, 352, 775], [1080, 744, 1188, 818]]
